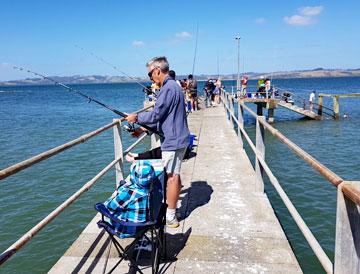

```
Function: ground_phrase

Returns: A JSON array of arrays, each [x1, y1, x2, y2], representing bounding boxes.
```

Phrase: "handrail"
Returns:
[[274, 87, 332, 109], [319, 93, 360, 98], [224, 92, 360, 205], [0, 128, 149, 266], [0, 121, 118, 180], [223, 95, 333, 272], [221, 91, 360, 273], [0, 104, 154, 266], [240, 102, 343, 185], [239, 101, 360, 205], [0, 104, 154, 181]]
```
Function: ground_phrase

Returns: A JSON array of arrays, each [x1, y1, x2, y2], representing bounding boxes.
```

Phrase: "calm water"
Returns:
[[0, 78, 359, 273]]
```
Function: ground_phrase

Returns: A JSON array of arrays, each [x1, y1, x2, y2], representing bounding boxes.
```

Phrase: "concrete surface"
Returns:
[[49, 103, 302, 274]]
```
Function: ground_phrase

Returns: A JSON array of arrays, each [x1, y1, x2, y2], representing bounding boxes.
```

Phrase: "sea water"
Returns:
[[0, 78, 359, 273]]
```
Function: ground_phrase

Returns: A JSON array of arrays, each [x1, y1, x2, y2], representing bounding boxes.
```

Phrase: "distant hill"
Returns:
[[1, 68, 360, 86]]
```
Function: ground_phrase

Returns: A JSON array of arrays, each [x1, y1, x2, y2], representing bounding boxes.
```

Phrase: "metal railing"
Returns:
[[228, 85, 336, 118], [0, 104, 155, 266], [221, 91, 360, 274]]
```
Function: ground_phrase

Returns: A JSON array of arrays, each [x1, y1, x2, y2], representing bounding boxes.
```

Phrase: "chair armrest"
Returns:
[[94, 203, 120, 224], [95, 203, 156, 227]]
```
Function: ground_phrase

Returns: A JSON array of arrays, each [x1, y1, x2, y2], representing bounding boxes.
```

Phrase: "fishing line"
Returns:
[[75, 45, 155, 96], [12, 65, 163, 137], [191, 22, 199, 76], [217, 52, 220, 79]]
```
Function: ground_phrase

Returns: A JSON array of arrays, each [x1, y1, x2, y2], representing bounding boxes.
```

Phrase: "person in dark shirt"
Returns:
[[187, 74, 198, 111]]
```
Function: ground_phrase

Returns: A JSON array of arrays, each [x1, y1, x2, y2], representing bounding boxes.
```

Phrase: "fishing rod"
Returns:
[[75, 45, 156, 96], [12, 65, 163, 137], [217, 52, 220, 79], [192, 22, 199, 76]]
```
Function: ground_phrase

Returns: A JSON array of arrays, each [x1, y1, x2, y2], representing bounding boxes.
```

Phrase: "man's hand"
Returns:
[[125, 113, 138, 123], [131, 127, 147, 137]]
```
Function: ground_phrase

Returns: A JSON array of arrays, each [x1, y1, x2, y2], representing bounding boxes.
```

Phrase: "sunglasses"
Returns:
[[148, 67, 159, 79]]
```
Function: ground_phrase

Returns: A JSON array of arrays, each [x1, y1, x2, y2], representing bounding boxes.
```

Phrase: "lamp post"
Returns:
[[235, 36, 241, 92]]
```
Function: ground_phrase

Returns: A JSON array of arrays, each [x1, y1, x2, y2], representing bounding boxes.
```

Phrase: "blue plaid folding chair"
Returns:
[[95, 159, 167, 274]]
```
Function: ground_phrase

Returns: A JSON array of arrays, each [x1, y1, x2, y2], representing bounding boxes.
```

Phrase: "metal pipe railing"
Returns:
[[0, 121, 118, 181], [240, 102, 343, 186], [221, 91, 360, 273], [0, 127, 150, 266], [221, 95, 333, 272], [0, 104, 155, 266], [239, 101, 360, 206], [0, 156, 120, 266], [0, 104, 154, 181]]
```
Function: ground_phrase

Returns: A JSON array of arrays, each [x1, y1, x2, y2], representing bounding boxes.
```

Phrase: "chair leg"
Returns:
[[152, 228, 163, 274], [106, 233, 145, 274]]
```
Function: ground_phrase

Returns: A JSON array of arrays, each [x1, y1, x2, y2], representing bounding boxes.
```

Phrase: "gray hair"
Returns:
[[146, 56, 169, 73]]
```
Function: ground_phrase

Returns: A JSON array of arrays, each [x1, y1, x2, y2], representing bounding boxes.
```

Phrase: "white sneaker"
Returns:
[[166, 216, 179, 228]]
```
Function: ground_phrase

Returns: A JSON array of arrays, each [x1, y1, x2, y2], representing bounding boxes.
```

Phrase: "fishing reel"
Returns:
[[143, 86, 158, 98], [123, 123, 136, 133]]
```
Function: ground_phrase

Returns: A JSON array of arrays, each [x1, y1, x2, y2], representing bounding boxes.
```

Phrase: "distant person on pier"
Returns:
[[215, 78, 222, 89], [257, 76, 266, 98], [213, 85, 221, 104], [265, 78, 271, 99], [257, 76, 265, 89], [241, 76, 248, 97], [187, 74, 198, 112], [169, 70, 182, 87], [125, 56, 190, 228], [309, 90, 316, 112], [203, 83, 213, 108], [215, 78, 222, 103]]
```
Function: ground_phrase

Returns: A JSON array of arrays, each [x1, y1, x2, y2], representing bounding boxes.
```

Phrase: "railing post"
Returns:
[[226, 93, 230, 121], [333, 95, 340, 119], [318, 95, 323, 116], [230, 96, 235, 125], [255, 116, 265, 193], [334, 181, 360, 274], [113, 119, 124, 188], [237, 103, 244, 148], [151, 133, 161, 149]]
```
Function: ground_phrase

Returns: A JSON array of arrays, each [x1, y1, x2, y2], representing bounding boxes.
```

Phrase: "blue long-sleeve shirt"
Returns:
[[138, 76, 190, 151]]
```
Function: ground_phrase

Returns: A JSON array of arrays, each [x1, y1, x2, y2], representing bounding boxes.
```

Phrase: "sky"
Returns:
[[0, 0, 359, 81]]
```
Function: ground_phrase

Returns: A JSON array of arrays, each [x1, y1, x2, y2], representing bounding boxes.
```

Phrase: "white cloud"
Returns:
[[255, 18, 266, 24], [284, 6, 323, 26], [299, 6, 323, 16], [175, 31, 191, 39], [132, 40, 144, 47], [284, 15, 314, 26]]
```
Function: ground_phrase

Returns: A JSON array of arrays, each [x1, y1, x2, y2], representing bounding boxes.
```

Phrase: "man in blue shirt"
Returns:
[[125, 56, 190, 228]]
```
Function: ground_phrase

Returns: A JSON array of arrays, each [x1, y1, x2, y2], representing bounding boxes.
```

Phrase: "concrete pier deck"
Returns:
[[49, 104, 302, 273]]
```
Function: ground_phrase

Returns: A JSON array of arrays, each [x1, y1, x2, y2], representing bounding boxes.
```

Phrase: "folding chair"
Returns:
[[95, 159, 167, 274]]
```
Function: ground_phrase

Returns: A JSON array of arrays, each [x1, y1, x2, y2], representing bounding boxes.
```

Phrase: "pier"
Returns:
[[1, 92, 360, 273], [237, 97, 322, 122], [49, 103, 301, 273], [318, 92, 360, 118]]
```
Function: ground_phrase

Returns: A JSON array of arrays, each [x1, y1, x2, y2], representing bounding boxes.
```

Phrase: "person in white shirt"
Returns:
[[309, 91, 316, 112]]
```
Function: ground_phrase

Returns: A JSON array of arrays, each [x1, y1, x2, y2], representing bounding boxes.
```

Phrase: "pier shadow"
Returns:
[[158, 228, 192, 273], [177, 180, 213, 221], [71, 229, 110, 274], [183, 151, 197, 161], [132, 228, 192, 273]]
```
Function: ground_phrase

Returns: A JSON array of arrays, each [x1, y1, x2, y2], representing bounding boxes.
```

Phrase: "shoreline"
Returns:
[[1, 74, 360, 88]]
